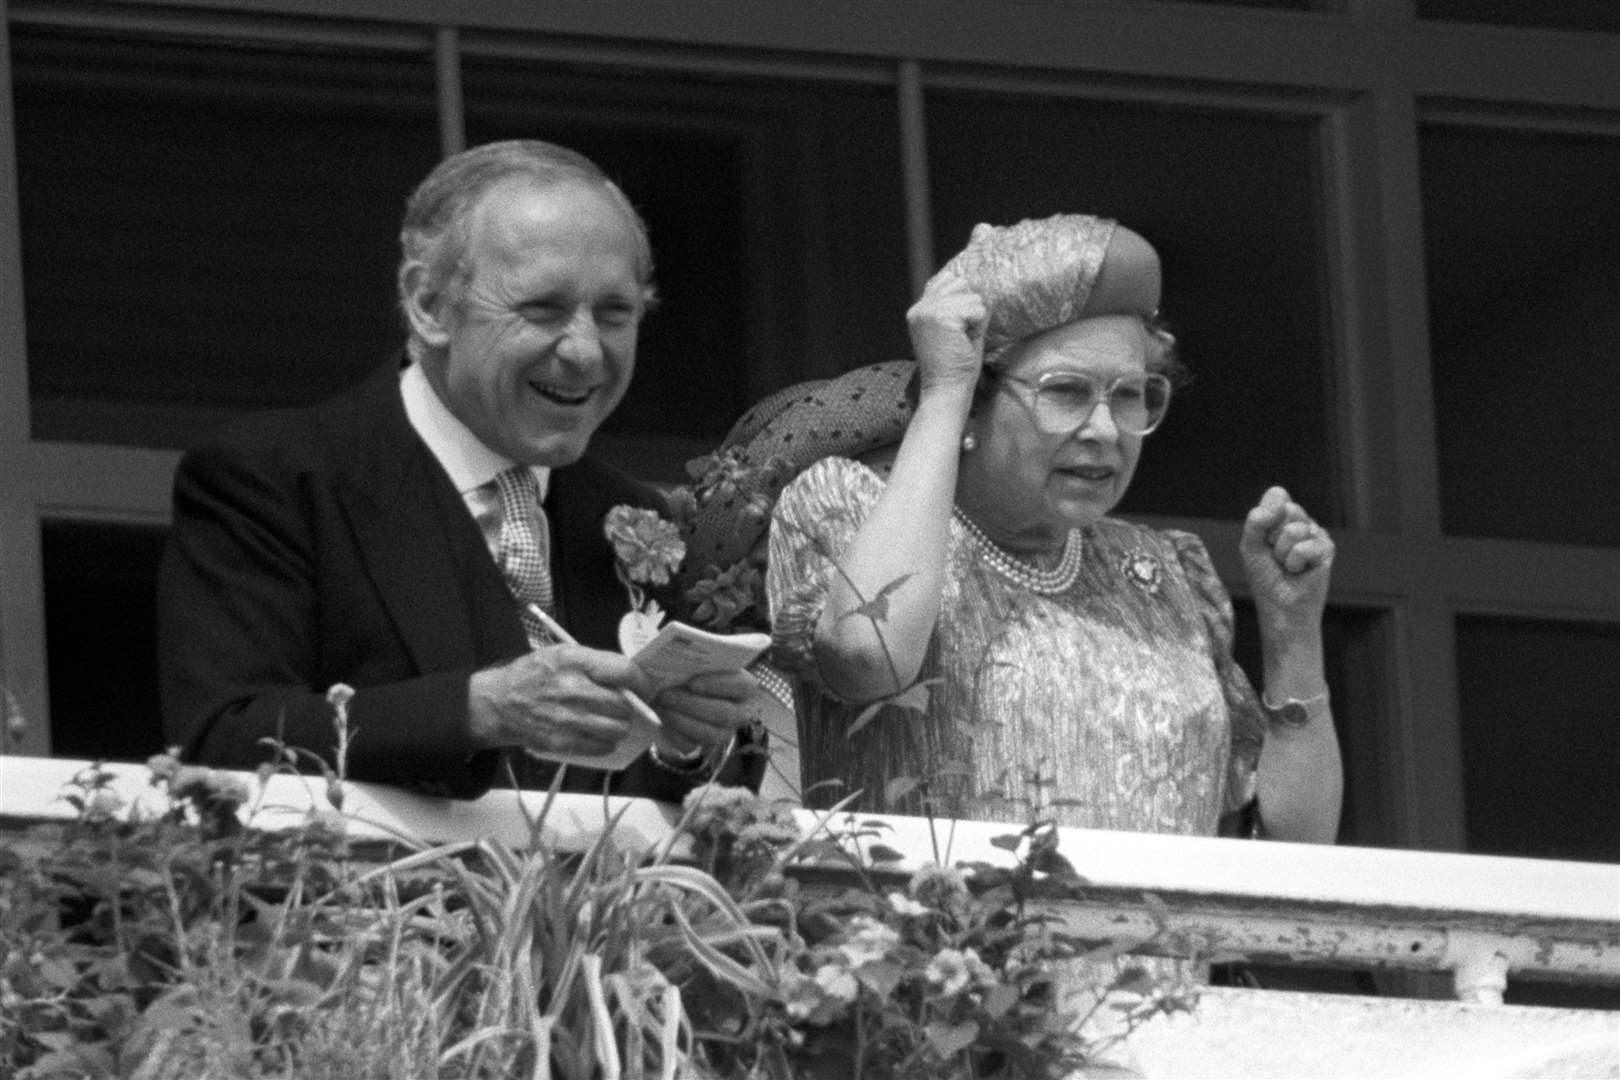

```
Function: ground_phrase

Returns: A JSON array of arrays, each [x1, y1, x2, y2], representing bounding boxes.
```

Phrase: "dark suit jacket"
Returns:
[[158, 361, 726, 801]]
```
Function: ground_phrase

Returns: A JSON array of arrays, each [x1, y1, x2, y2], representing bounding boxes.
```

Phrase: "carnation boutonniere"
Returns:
[[602, 504, 686, 654], [603, 447, 789, 654]]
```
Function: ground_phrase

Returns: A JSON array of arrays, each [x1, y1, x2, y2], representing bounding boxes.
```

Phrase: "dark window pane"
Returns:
[[1418, 0, 1620, 34], [463, 60, 911, 479], [1233, 602, 1386, 847], [1456, 615, 1620, 863], [42, 521, 168, 763], [13, 28, 440, 450], [928, 90, 1337, 524], [1421, 123, 1620, 547]]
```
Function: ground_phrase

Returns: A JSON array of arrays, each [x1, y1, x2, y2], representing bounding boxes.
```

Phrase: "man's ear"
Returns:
[[399, 261, 452, 348]]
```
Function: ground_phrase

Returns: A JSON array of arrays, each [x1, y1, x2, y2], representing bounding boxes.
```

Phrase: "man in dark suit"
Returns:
[[159, 140, 774, 800]]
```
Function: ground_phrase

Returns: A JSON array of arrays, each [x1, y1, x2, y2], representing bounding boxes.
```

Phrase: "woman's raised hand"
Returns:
[[907, 268, 988, 392], [1239, 485, 1335, 630]]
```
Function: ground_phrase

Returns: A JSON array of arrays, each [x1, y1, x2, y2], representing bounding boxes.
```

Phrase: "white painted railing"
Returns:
[[4, 755, 1617, 1078]]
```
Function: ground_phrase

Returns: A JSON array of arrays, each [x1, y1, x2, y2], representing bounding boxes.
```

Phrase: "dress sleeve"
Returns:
[[764, 457, 885, 686], [1166, 529, 1265, 821]]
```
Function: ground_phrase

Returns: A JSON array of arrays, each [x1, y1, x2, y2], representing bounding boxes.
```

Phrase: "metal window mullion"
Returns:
[[435, 25, 465, 158], [0, 13, 50, 755], [1371, 88, 1444, 540], [897, 59, 933, 301], [1370, 84, 1467, 851], [1318, 101, 1378, 532]]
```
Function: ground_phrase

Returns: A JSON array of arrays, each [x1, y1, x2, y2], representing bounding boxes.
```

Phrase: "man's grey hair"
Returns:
[[397, 139, 656, 346]]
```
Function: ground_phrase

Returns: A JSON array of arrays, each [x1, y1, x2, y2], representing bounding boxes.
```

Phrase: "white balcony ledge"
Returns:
[[3, 755, 1617, 1078]]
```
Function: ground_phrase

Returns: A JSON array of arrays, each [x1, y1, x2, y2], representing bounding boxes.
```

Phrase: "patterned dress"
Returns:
[[767, 456, 1265, 837]]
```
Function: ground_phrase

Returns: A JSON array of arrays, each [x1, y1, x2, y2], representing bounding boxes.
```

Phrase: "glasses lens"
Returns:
[[1108, 375, 1172, 434], [1031, 373, 1171, 435], [1033, 375, 1100, 431], [1138, 374, 1171, 433]]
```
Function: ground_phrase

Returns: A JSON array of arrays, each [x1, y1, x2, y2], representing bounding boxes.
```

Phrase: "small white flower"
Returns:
[[813, 963, 859, 1005], [925, 948, 974, 996], [888, 891, 930, 917], [838, 915, 899, 968]]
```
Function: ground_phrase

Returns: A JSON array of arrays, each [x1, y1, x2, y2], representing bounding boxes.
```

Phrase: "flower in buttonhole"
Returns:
[[604, 505, 686, 587]]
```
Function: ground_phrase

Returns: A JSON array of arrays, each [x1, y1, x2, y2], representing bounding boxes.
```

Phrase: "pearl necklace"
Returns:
[[952, 509, 1085, 594]]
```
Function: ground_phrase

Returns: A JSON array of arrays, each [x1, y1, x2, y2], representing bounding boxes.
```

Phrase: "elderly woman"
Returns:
[[758, 215, 1342, 842]]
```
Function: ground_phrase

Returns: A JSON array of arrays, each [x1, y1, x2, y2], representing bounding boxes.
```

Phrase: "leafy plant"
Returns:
[[676, 785, 1203, 1079], [1, 726, 1196, 1078]]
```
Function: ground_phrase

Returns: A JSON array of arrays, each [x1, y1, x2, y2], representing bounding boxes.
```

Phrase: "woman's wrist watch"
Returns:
[[1260, 689, 1330, 729], [651, 744, 716, 777], [648, 739, 725, 777]]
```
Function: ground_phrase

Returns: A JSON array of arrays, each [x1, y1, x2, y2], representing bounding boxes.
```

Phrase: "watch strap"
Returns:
[[1260, 690, 1329, 729]]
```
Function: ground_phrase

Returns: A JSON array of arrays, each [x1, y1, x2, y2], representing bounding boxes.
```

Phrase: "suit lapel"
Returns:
[[330, 366, 653, 668], [335, 367, 522, 673]]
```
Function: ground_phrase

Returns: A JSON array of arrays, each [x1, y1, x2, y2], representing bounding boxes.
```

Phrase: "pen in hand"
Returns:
[[526, 603, 578, 646], [526, 603, 661, 730]]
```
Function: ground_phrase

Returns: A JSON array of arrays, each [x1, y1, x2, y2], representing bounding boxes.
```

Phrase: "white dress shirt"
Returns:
[[400, 362, 550, 561]]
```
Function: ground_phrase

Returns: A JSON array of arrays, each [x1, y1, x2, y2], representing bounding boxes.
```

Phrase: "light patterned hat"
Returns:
[[944, 214, 1142, 364]]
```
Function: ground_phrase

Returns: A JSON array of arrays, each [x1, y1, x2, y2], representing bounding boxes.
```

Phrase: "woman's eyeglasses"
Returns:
[[997, 371, 1172, 436]]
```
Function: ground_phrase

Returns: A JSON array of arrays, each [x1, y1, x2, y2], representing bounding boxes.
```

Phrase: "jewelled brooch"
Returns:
[[1121, 550, 1163, 594]]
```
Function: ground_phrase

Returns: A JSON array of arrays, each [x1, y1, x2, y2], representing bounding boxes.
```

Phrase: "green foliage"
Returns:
[[675, 788, 1205, 1079], [0, 743, 1196, 1079], [4, 534, 1201, 1080]]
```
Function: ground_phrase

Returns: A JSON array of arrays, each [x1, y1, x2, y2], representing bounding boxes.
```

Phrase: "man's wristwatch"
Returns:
[[1260, 690, 1329, 729]]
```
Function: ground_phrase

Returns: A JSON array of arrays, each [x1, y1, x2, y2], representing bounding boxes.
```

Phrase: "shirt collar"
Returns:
[[400, 362, 550, 499]]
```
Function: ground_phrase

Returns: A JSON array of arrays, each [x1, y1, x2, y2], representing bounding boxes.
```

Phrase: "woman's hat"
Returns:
[[945, 213, 1161, 365], [678, 359, 917, 582]]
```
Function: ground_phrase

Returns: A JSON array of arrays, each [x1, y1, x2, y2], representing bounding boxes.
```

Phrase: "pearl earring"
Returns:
[[961, 431, 977, 452]]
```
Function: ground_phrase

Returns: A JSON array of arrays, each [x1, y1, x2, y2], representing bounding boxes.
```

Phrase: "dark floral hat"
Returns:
[[676, 360, 918, 592]]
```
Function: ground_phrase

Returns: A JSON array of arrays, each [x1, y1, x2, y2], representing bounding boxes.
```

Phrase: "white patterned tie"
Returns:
[[493, 466, 555, 647]]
